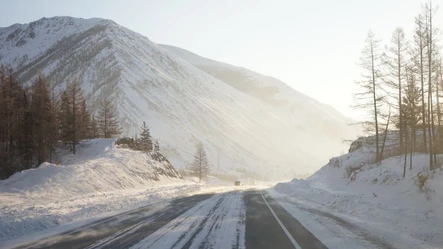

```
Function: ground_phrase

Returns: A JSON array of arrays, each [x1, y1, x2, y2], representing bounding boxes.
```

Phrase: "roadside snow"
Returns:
[[131, 191, 246, 249], [1, 183, 203, 249], [0, 139, 204, 248], [271, 140, 443, 249]]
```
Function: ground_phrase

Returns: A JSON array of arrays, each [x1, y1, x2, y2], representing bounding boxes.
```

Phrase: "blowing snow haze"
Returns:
[[0, 16, 359, 179]]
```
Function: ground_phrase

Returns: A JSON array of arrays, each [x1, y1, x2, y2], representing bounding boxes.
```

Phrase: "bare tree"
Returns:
[[437, 60, 443, 147], [411, 13, 428, 153], [190, 143, 210, 182], [354, 31, 385, 162], [383, 27, 408, 151], [419, 1, 440, 169]]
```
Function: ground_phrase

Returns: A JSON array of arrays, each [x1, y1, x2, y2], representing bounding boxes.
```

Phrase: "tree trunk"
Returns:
[[397, 38, 403, 151], [438, 63, 443, 150], [403, 126, 408, 178], [410, 127, 413, 170], [371, 40, 380, 162], [380, 110, 391, 160], [419, 20, 427, 153], [72, 86, 76, 155], [427, 6, 434, 170]]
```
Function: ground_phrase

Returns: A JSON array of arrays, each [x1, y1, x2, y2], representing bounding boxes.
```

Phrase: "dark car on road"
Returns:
[[234, 181, 241, 186]]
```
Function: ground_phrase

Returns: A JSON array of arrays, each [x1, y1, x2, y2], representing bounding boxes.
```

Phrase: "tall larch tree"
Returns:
[[78, 99, 91, 140], [354, 31, 384, 162], [423, 1, 439, 168], [58, 78, 86, 154], [97, 100, 120, 138], [30, 73, 56, 165], [411, 13, 428, 153], [383, 27, 408, 151], [139, 121, 153, 152], [190, 143, 210, 183]]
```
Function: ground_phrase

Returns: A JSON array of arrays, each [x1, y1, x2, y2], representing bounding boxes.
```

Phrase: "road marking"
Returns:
[[260, 191, 302, 249]]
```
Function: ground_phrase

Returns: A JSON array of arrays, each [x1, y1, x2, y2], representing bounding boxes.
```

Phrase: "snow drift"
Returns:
[[272, 135, 443, 249], [0, 139, 182, 201], [0, 139, 202, 247]]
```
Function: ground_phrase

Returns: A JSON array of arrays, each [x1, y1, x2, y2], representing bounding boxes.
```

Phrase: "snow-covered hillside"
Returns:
[[0, 139, 202, 247], [0, 16, 358, 178], [161, 44, 358, 143], [271, 135, 443, 249]]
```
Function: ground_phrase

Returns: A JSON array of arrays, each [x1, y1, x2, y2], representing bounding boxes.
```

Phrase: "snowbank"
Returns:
[[272, 136, 443, 249], [1, 139, 182, 200], [0, 139, 203, 247]]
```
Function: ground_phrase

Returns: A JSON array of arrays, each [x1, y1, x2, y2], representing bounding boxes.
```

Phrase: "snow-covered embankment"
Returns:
[[271, 136, 443, 249], [0, 139, 202, 248]]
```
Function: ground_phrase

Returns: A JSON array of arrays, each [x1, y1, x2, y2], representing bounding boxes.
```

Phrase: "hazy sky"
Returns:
[[0, 0, 440, 118]]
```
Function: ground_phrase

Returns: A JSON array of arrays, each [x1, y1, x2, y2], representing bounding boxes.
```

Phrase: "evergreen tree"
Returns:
[[402, 72, 422, 152], [0, 67, 28, 178], [190, 143, 210, 183], [402, 69, 422, 176], [20, 90, 34, 170], [30, 73, 55, 165], [58, 90, 73, 150], [139, 121, 153, 152], [58, 78, 86, 154], [97, 100, 120, 138], [154, 141, 160, 152], [78, 99, 91, 140], [90, 116, 99, 139]]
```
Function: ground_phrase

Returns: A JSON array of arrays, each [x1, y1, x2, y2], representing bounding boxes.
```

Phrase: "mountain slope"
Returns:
[[0, 16, 357, 178], [160, 44, 357, 143]]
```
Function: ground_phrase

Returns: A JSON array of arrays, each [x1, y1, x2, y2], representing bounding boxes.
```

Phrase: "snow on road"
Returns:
[[131, 191, 246, 249], [0, 183, 205, 249]]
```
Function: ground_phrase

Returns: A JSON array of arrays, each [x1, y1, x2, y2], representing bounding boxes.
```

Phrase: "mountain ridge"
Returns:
[[0, 16, 359, 178]]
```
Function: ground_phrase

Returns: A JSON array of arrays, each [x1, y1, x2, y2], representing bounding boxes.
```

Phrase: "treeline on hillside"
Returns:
[[117, 124, 211, 182], [0, 66, 120, 179], [116, 122, 159, 152], [354, 1, 443, 176]]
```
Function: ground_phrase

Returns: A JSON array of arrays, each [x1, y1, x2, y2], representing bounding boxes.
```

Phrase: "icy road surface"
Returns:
[[12, 188, 328, 249]]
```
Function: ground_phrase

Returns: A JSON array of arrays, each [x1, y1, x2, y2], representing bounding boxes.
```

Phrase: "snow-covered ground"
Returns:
[[0, 139, 230, 248], [131, 191, 246, 249], [270, 137, 443, 249]]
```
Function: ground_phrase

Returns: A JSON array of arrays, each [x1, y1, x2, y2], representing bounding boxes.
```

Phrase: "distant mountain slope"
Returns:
[[0, 17, 357, 178], [160, 44, 357, 142]]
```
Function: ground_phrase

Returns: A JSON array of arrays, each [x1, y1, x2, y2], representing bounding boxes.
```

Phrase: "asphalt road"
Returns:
[[13, 190, 327, 249]]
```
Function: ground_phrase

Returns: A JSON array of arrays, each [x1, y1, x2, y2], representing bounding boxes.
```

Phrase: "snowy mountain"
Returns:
[[0, 16, 358, 178], [160, 44, 356, 143]]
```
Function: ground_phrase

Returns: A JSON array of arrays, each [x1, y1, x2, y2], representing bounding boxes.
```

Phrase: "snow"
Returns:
[[130, 191, 246, 249], [270, 136, 443, 249], [0, 16, 359, 179], [0, 139, 204, 248]]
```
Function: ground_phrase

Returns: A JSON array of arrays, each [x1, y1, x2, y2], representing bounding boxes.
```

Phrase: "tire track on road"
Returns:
[[131, 191, 246, 249]]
